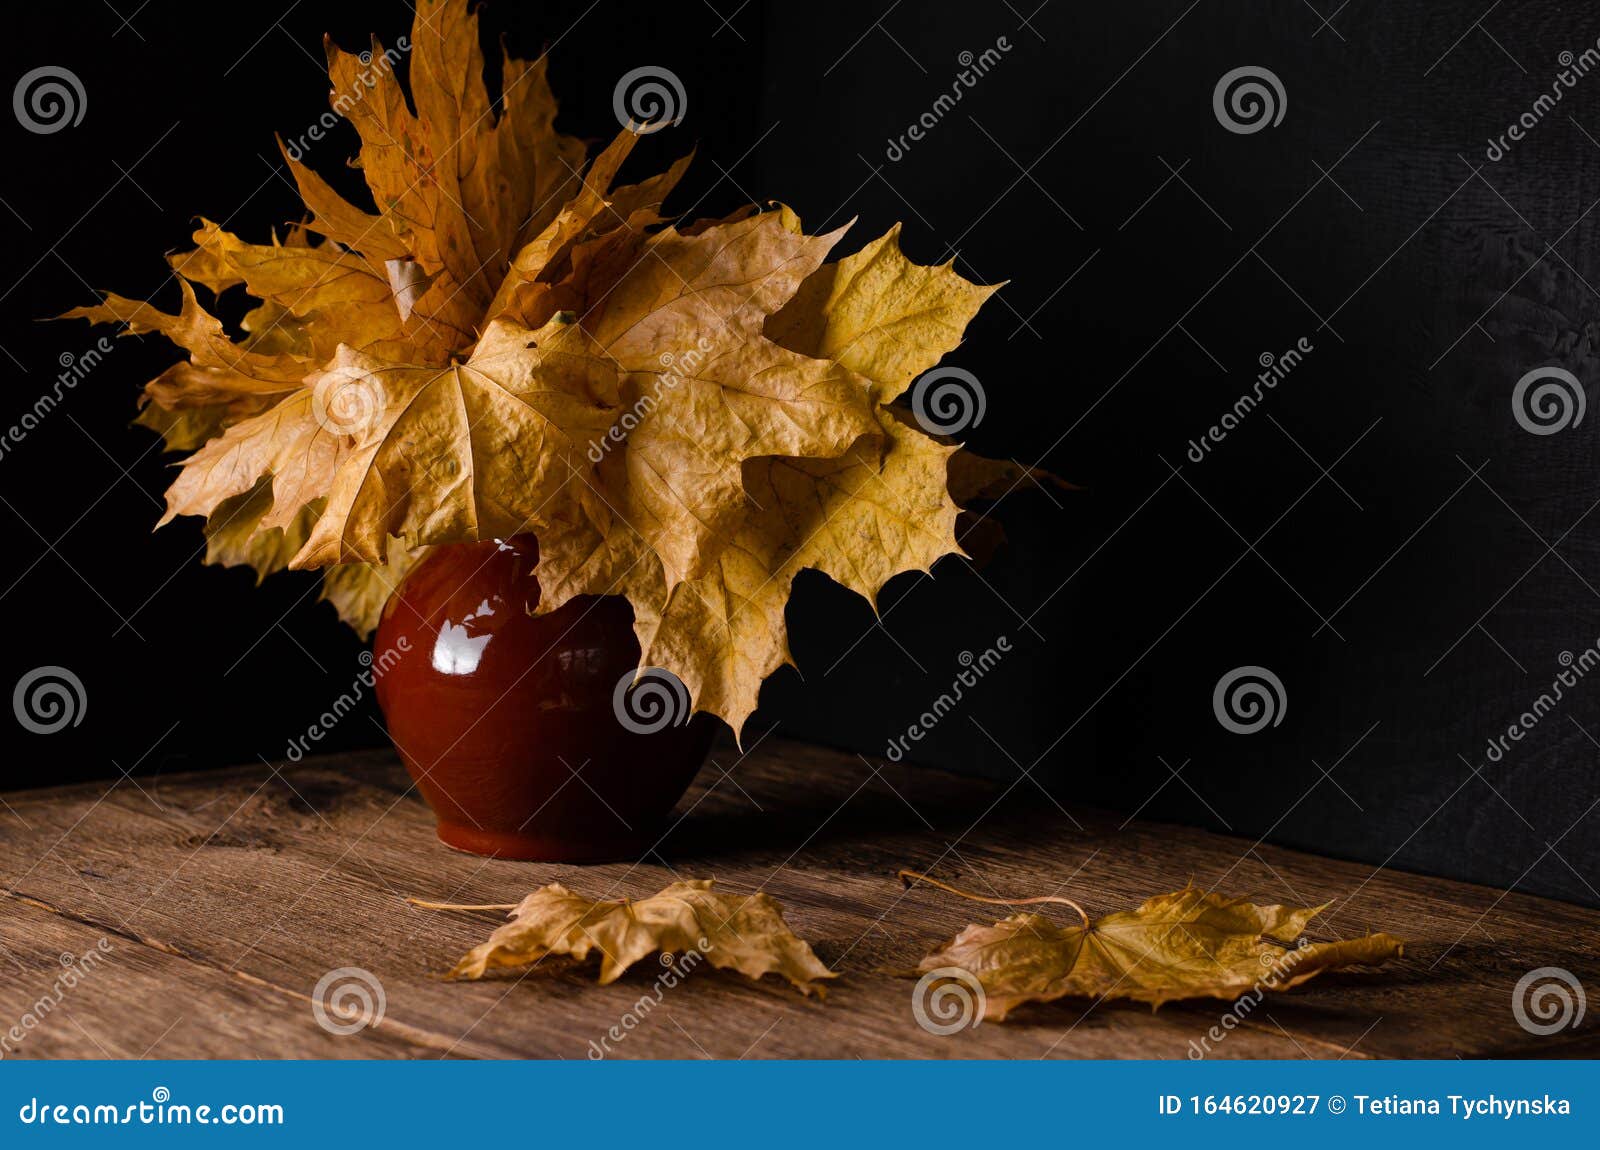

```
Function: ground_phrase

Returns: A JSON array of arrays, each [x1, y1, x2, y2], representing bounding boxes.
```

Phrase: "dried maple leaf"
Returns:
[[318, 542, 424, 638], [288, 318, 619, 568], [485, 130, 693, 325], [560, 408, 963, 732], [314, 0, 585, 327], [528, 222, 1002, 734], [903, 871, 1404, 1020], [202, 479, 320, 583], [62, 282, 310, 418], [415, 879, 836, 996], [766, 221, 998, 403]]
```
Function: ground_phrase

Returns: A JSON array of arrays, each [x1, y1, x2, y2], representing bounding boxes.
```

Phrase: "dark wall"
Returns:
[[3, 1, 1598, 906]]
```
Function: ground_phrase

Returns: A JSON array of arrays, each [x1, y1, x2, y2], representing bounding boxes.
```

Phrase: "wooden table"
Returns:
[[1, 736, 1595, 1059]]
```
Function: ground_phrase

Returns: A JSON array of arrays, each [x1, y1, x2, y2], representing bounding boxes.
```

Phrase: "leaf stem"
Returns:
[[405, 897, 518, 912], [898, 869, 1091, 930]]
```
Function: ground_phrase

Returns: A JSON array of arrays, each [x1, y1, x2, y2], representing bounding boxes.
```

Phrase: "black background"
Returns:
[[3, 1, 1598, 906]]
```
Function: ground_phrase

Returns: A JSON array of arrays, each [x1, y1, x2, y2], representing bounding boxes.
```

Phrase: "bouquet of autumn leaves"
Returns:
[[67, 0, 1022, 737]]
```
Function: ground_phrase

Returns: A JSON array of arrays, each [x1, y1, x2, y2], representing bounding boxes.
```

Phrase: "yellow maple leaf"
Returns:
[[486, 130, 694, 325], [204, 479, 421, 637], [202, 479, 320, 584], [530, 223, 996, 734], [132, 399, 234, 454], [904, 871, 1404, 1020], [290, 318, 618, 568], [549, 409, 961, 734], [418, 878, 837, 997], [317, 0, 584, 318], [158, 387, 349, 535], [172, 219, 410, 363], [767, 222, 999, 402], [63, 281, 309, 389], [319, 542, 424, 639], [548, 212, 882, 590]]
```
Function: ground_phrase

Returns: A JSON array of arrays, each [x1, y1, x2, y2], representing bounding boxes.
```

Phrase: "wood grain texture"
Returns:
[[0, 736, 1594, 1060]]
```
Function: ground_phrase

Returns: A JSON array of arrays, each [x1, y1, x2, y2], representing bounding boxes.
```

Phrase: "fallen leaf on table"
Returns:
[[902, 870, 1404, 1021], [412, 879, 837, 997]]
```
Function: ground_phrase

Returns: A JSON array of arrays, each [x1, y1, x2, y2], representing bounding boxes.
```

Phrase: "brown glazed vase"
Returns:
[[373, 536, 714, 861]]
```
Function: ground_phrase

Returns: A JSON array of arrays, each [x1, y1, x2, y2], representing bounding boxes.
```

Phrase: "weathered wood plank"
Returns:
[[0, 897, 429, 1059], [0, 737, 1593, 1059]]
